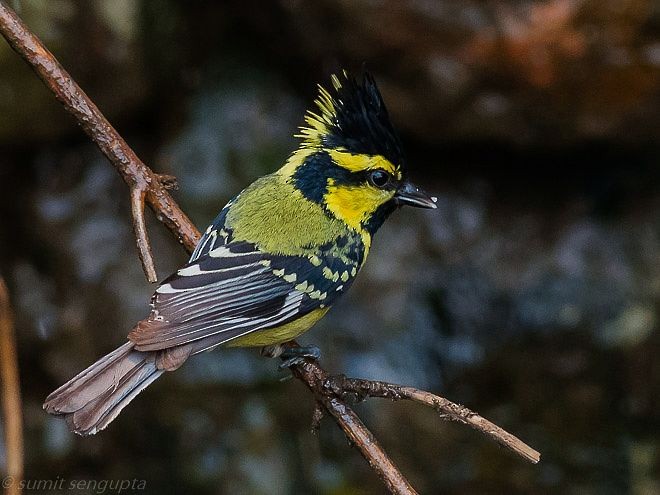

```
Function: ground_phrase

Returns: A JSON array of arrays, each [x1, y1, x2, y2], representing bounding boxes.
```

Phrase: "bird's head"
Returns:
[[282, 71, 436, 235]]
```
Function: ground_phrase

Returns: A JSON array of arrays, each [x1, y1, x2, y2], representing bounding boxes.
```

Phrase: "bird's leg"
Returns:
[[261, 344, 321, 369], [260, 344, 285, 359]]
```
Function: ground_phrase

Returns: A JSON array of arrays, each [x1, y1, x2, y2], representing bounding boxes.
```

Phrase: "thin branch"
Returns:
[[0, 2, 540, 492], [156, 174, 179, 190], [0, 277, 24, 494], [130, 185, 157, 282], [310, 401, 325, 434], [323, 375, 541, 464]]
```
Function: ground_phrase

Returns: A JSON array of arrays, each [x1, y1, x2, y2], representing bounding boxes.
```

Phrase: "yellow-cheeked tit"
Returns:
[[44, 71, 437, 435]]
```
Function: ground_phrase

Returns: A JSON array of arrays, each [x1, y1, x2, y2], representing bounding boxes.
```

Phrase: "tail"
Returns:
[[43, 342, 165, 436]]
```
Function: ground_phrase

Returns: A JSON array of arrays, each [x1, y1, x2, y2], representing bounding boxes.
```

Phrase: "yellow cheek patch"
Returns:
[[329, 149, 399, 177], [324, 183, 393, 231]]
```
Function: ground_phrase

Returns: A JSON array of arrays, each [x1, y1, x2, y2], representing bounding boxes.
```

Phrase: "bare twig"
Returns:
[[0, 277, 24, 495], [310, 401, 325, 434], [324, 375, 541, 464], [130, 185, 157, 282], [0, 2, 540, 492], [156, 174, 179, 190]]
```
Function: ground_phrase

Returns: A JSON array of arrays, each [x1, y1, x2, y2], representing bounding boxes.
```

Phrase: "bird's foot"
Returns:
[[279, 345, 321, 369], [261, 343, 321, 369]]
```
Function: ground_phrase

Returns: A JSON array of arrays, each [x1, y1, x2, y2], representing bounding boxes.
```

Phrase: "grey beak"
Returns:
[[394, 182, 437, 209]]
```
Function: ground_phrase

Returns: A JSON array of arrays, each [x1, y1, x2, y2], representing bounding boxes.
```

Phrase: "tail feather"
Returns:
[[66, 361, 163, 435], [44, 342, 164, 436]]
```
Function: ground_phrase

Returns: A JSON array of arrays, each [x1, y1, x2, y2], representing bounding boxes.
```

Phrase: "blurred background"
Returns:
[[0, 0, 659, 493]]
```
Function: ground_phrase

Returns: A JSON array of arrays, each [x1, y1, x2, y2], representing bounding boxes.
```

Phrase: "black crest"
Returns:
[[298, 72, 406, 168]]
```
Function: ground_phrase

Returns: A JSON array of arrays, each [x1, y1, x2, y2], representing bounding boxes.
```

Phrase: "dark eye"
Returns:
[[368, 169, 390, 188]]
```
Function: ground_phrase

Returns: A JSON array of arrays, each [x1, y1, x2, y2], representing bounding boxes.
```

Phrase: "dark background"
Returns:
[[0, 0, 659, 493]]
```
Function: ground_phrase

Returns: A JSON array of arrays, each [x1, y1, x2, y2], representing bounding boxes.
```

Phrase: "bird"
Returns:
[[43, 71, 437, 435]]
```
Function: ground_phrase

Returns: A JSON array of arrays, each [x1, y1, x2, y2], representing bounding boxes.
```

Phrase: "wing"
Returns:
[[129, 239, 361, 353], [188, 201, 233, 262]]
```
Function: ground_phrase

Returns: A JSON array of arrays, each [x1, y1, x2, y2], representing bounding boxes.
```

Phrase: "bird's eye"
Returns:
[[368, 169, 390, 188]]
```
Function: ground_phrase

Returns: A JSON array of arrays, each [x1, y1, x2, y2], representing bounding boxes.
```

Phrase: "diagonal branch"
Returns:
[[0, 2, 540, 493], [0, 1, 199, 280]]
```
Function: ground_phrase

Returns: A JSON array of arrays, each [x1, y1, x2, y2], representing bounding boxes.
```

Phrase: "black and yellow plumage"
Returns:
[[44, 71, 437, 435]]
